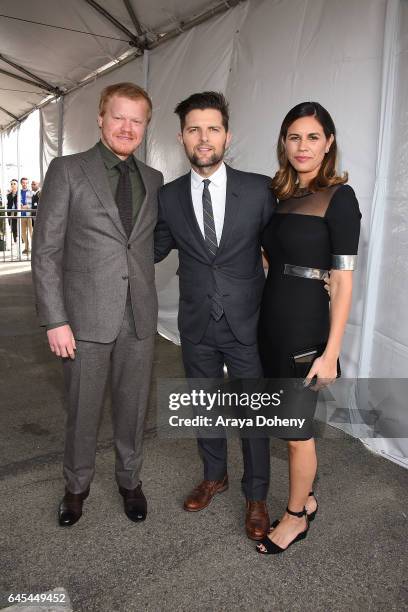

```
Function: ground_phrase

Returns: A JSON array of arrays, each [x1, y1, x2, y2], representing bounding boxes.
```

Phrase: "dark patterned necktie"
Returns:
[[202, 178, 223, 321], [202, 179, 218, 257], [115, 161, 133, 237]]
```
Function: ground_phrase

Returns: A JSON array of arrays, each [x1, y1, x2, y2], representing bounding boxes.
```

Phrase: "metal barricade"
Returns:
[[0, 208, 37, 263]]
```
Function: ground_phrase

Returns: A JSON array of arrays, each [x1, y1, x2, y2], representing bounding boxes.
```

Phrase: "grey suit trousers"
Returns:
[[62, 300, 155, 493]]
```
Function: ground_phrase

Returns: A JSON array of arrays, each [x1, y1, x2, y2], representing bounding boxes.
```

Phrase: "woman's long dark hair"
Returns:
[[271, 101, 347, 200]]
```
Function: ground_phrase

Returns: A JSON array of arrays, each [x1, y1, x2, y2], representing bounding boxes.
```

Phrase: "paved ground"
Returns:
[[1, 269, 407, 612]]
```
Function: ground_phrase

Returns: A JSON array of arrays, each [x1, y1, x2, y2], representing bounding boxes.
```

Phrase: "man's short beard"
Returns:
[[187, 146, 226, 169]]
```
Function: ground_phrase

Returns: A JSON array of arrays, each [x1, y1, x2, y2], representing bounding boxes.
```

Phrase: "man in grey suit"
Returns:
[[154, 92, 275, 540], [32, 82, 163, 526]]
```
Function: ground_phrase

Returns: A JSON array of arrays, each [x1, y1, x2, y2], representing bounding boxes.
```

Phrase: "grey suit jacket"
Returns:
[[154, 165, 275, 345], [32, 143, 163, 343]]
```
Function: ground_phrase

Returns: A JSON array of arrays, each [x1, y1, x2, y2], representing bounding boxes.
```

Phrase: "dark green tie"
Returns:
[[116, 161, 133, 237]]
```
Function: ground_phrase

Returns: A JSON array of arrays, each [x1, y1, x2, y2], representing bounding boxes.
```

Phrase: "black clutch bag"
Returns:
[[291, 344, 341, 380]]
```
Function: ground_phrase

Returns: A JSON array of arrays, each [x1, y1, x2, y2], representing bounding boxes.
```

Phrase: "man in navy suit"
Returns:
[[155, 92, 275, 540]]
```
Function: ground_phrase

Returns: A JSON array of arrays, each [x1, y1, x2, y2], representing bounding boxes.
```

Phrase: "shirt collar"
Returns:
[[191, 162, 226, 189], [98, 140, 136, 171]]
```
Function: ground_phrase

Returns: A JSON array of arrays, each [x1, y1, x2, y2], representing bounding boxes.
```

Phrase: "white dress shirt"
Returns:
[[190, 162, 227, 244]]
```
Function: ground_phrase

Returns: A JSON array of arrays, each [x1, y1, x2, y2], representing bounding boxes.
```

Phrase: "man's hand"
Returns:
[[47, 324, 76, 359]]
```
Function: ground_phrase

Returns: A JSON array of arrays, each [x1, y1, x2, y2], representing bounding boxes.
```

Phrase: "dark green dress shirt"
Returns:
[[97, 139, 146, 227]]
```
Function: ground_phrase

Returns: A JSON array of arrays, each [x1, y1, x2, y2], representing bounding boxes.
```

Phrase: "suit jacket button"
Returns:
[[127, 244, 131, 249], [122, 275, 128, 280]]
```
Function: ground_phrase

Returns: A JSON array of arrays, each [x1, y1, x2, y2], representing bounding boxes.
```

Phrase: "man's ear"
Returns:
[[177, 132, 183, 145], [97, 114, 103, 129], [225, 131, 232, 149]]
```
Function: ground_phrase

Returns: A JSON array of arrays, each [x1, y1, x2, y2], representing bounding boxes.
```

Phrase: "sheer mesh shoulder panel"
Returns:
[[276, 185, 341, 216]]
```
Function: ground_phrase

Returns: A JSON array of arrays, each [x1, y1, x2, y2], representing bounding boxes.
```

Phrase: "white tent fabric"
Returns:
[[0, 111, 40, 200], [1, 0, 407, 467], [1, 125, 18, 187], [40, 99, 63, 176], [18, 110, 40, 181], [146, 6, 247, 181], [357, 0, 408, 467]]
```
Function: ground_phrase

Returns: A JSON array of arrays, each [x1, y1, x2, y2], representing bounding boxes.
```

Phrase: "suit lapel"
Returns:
[[217, 164, 241, 256], [129, 158, 150, 240], [79, 144, 126, 239], [179, 173, 210, 259], [178, 165, 242, 260]]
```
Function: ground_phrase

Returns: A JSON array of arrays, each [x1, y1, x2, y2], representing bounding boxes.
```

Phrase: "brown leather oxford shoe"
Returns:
[[245, 500, 270, 540], [183, 475, 228, 512], [58, 487, 90, 527]]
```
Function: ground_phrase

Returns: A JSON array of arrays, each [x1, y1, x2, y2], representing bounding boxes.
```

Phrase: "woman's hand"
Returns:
[[304, 354, 338, 391], [305, 270, 353, 391]]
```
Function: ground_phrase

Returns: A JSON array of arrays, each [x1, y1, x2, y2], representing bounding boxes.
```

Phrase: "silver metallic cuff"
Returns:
[[331, 254, 357, 270], [284, 264, 329, 281]]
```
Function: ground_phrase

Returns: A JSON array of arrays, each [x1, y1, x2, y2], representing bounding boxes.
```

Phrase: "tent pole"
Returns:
[[39, 110, 44, 183], [148, 0, 244, 48], [123, 0, 145, 38], [139, 49, 149, 163], [83, 0, 142, 48], [1, 133, 5, 213], [16, 123, 20, 186], [0, 106, 19, 122], [57, 97, 64, 158], [0, 54, 60, 94], [0, 68, 47, 91]]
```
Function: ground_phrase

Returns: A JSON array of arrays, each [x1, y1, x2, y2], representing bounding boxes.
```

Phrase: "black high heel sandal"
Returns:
[[269, 491, 318, 530], [256, 507, 309, 555]]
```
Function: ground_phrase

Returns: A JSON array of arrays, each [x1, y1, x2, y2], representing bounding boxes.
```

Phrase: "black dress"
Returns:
[[259, 183, 361, 391]]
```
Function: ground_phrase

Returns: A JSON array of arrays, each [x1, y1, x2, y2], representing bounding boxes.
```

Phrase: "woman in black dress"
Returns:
[[256, 102, 361, 554]]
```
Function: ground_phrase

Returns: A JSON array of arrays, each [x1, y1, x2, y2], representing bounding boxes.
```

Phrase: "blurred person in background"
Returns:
[[31, 180, 41, 229], [7, 179, 19, 244], [20, 177, 33, 254]]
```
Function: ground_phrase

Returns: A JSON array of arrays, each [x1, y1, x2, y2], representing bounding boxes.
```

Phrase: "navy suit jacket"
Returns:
[[154, 164, 275, 345]]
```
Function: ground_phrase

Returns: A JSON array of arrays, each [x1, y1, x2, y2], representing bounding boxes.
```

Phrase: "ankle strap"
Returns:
[[286, 506, 306, 518]]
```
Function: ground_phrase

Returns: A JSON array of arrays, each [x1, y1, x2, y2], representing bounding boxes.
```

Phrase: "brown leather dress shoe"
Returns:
[[58, 487, 90, 527], [245, 500, 270, 540], [183, 475, 228, 511]]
